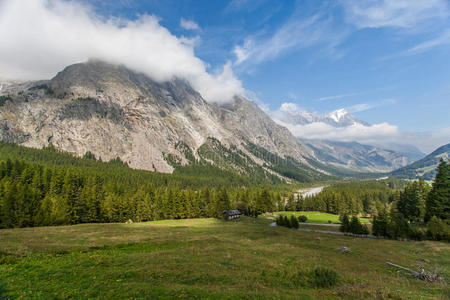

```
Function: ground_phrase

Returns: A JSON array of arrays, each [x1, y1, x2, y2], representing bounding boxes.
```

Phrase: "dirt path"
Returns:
[[270, 222, 380, 239]]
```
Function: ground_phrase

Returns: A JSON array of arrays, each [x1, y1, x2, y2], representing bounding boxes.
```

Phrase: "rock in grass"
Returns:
[[337, 246, 352, 253]]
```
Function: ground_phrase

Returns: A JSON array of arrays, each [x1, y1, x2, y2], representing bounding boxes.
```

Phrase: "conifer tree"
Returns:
[[339, 214, 350, 233], [425, 159, 450, 221], [372, 209, 389, 237], [290, 215, 299, 229], [215, 188, 230, 218]]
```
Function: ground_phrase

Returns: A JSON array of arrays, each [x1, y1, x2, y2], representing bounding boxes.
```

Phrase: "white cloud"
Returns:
[[341, 0, 449, 29], [279, 102, 300, 113], [180, 18, 201, 31], [0, 0, 243, 103], [233, 10, 346, 66], [268, 101, 447, 152], [275, 119, 399, 143], [401, 30, 450, 56], [317, 92, 357, 101]]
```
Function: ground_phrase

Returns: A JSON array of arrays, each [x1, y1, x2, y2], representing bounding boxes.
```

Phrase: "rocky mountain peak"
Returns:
[[0, 61, 318, 176]]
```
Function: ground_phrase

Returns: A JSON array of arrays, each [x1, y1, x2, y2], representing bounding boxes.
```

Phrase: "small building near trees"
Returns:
[[223, 209, 241, 220]]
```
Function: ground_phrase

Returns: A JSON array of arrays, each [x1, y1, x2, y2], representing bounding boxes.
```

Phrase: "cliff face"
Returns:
[[0, 61, 314, 175]]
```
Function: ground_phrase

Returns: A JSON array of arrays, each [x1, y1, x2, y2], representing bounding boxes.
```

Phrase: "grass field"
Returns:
[[273, 211, 372, 224], [0, 217, 449, 299]]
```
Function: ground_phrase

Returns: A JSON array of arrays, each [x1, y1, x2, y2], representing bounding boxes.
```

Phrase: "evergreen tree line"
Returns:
[[371, 159, 449, 241], [0, 158, 281, 228], [281, 180, 400, 216], [339, 214, 370, 235], [0, 142, 291, 190], [275, 214, 308, 229]]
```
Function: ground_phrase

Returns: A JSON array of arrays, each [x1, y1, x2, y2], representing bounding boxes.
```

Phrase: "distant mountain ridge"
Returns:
[[0, 60, 424, 179], [391, 143, 450, 180], [270, 106, 421, 172], [304, 139, 412, 173]]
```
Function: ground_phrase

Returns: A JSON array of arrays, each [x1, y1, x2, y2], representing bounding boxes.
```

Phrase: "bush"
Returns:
[[284, 216, 292, 228], [328, 220, 332, 224], [290, 215, 299, 229], [298, 215, 307, 223], [312, 267, 339, 288], [426, 216, 450, 241], [291, 267, 339, 288], [408, 227, 425, 241], [276, 215, 283, 226]]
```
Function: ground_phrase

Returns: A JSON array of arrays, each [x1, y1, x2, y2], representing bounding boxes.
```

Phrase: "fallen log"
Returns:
[[386, 262, 420, 276], [386, 262, 445, 283]]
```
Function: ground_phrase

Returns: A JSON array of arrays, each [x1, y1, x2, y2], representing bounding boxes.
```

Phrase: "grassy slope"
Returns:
[[273, 211, 371, 224], [1, 218, 449, 299]]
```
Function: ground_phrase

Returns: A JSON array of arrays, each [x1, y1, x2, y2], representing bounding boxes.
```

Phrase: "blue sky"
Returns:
[[81, 0, 450, 132], [0, 0, 449, 152]]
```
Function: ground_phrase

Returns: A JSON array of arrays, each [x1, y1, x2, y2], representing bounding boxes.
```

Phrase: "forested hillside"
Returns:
[[282, 179, 406, 216], [0, 142, 282, 228]]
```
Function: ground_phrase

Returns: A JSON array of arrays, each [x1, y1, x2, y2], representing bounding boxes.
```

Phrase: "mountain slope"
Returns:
[[391, 143, 450, 180], [0, 61, 327, 182], [304, 140, 411, 173]]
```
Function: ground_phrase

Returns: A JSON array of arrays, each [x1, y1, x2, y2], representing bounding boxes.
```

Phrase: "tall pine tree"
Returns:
[[425, 159, 450, 221]]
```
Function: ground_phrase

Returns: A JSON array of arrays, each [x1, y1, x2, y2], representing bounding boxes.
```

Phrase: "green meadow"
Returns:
[[273, 211, 372, 224], [0, 217, 448, 299]]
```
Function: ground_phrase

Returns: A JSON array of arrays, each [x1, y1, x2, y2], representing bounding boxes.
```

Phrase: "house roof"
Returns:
[[223, 209, 241, 215]]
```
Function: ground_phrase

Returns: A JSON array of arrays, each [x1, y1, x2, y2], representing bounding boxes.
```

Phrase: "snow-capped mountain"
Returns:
[[272, 106, 369, 127], [270, 106, 423, 172]]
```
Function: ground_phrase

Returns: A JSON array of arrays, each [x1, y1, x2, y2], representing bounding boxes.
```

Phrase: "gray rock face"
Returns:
[[304, 140, 411, 173], [0, 61, 314, 174]]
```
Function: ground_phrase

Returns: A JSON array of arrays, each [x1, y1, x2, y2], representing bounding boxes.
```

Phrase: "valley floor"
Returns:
[[0, 217, 449, 299]]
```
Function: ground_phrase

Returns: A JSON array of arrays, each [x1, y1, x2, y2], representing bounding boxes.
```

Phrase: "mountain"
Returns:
[[391, 143, 450, 180], [272, 107, 370, 127], [0, 61, 330, 182], [304, 140, 411, 173], [379, 143, 425, 163], [271, 107, 417, 172]]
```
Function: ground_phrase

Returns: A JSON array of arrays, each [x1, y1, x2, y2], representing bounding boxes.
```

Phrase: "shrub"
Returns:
[[408, 227, 425, 241], [298, 215, 307, 223], [290, 215, 299, 229], [291, 267, 339, 288], [276, 215, 282, 226], [284, 216, 292, 228], [312, 267, 339, 288], [426, 216, 450, 241], [328, 220, 332, 224]]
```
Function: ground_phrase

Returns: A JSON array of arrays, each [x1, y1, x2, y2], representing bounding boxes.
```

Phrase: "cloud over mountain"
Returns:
[[271, 103, 398, 142], [0, 0, 243, 103], [269, 102, 448, 152]]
